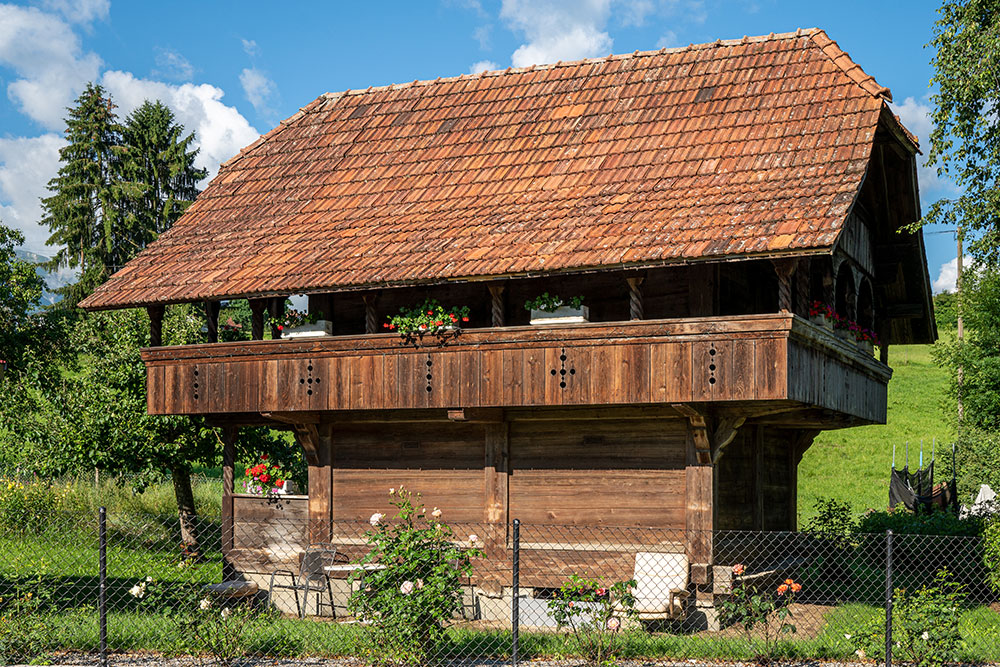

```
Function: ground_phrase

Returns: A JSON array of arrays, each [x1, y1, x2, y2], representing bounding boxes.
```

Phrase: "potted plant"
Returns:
[[276, 308, 332, 338], [241, 454, 292, 496], [808, 301, 835, 330], [385, 299, 470, 337], [525, 293, 588, 325]]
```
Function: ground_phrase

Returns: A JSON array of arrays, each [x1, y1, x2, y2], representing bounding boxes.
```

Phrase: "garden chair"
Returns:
[[268, 543, 338, 619], [630, 551, 690, 621]]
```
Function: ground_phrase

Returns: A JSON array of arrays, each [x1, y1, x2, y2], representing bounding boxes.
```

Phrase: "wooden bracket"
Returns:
[[292, 422, 320, 466], [674, 404, 745, 464], [448, 408, 504, 423]]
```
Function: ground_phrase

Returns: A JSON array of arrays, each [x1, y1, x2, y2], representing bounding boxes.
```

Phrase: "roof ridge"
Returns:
[[317, 28, 824, 102], [806, 29, 893, 102]]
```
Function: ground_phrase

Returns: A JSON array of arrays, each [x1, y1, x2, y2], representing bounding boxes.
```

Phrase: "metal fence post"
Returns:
[[885, 529, 893, 667], [99, 506, 108, 667], [512, 518, 520, 667]]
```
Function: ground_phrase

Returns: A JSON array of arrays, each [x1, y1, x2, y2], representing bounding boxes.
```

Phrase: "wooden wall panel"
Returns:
[[509, 420, 687, 530], [331, 423, 486, 524]]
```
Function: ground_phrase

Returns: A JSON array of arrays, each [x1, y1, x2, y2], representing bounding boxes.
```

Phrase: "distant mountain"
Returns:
[[14, 249, 72, 306]]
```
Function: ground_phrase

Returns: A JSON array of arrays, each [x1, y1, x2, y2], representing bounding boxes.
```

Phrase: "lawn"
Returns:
[[798, 342, 953, 525]]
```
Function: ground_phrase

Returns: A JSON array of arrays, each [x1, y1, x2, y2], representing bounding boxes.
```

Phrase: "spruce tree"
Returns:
[[120, 100, 206, 249], [41, 83, 126, 307]]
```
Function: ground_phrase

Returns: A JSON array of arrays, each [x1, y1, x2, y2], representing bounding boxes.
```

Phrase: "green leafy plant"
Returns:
[[0, 577, 55, 665], [385, 299, 470, 336], [982, 517, 1000, 595], [241, 453, 288, 496], [347, 487, 482, 666], [276, 308, 322, 331], [0, 477, 64, 534], [804, 498, 856, 543], [848, 569, 965, 667], [718, 564, 801, 663], [524, 292, 584, 313], [177, 596, 271, 667], [546, 574, 637, 666]]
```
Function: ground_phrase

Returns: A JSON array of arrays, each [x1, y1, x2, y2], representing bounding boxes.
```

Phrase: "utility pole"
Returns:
[[956, 226, 964, 426]]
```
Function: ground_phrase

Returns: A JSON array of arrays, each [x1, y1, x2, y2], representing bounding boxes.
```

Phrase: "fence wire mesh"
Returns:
[[0, 508, 998, 666]]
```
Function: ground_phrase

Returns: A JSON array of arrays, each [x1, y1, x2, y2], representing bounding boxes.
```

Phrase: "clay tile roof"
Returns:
[[81, 28, 913, 310]]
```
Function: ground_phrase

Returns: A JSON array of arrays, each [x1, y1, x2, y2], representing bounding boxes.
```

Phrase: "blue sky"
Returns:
[[0, 0, 960, 291]]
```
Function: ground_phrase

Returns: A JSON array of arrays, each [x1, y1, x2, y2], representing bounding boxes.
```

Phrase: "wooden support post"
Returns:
[[489, 283, 506, 327], [676, 404, 714, 585], [773, 259, 797, 313], [789, 430, 819, 531], [221, 426, 237, 580], [205, 300, 220, 344], [147, 305, 164, 347], [626, 276, 644, 320], [363, 293, 378, 334], [752, 426, 764, 530], [796, 258, 811, 315], [294, 422, 332, 544], [484, 420, 509, 560], [249, 299, 266, 340], [880, 341, 890, 365], [268, 298, 285, 340]]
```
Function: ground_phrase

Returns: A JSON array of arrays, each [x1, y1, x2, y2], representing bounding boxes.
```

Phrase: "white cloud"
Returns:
[[620, 0, 654, 26], [241, 38, 260, 58], [0, 134, 65, 252], [239, 67, 278, 117], [469, 60, 499, 74], [933, 255, 972, 294], [655, 30, 678, 49], [40, 0, 109, 24], [502, 0, 615, 67], [101, 70, 259, 180], [154, 48, 194, 81], [473, 24, 492, 49], [0, 4, 102, 129]]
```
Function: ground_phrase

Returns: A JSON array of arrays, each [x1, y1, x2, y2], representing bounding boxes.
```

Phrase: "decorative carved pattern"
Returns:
[[550, 347, 576, 389], [626, 277, 644, 320], [298, 360, 322, 397], [707, 345, 717, 386], [363, 293, 378, 334], [192, 365, 200, 401], [425, 354, 433, 393], [489, 284, 505, 327]]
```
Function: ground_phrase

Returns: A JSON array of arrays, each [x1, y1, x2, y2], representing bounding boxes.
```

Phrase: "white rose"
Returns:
[[855, 649, 866, 660], [145, 576, 153, 583], [199, 598, 212, 610], [389, 488, 395, 495], [400, 581, 414, 595], [921, 631, 930, 640], [128, 584, 145, 599], [469, 534, 479, 543], [369, 512, 384, 526], [431, 508, 442, 518], [221, 607, 232, 619]]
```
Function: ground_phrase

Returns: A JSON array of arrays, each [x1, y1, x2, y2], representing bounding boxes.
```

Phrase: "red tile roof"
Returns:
[[81, 28, 916, 310]]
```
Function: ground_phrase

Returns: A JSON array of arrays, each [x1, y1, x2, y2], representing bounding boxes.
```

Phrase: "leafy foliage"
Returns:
[[849, 570, 966, 667], [984, 518, 1000, 594], [718, 565, 801, 663], [545, 574, 637, 666], [803, 498, 857, 541], [524, 292, 585, 313], [924, 0, 1000, 261], [386, 298, 470, 336], [0, 576, 56, 665], [933, 290, 960, 330], [348, 487, 481, 666]]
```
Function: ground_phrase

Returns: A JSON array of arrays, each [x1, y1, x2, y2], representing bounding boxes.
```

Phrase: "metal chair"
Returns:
[[268, 543, 338, 618]]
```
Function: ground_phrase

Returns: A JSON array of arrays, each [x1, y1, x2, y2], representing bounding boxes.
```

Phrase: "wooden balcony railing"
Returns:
[[142, 314, 890, 424]]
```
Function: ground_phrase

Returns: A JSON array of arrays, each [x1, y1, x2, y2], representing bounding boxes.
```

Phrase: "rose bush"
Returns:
[[546, 574, 637, 666], [347, 487, 481, 666], [718, 564, 801, 663]]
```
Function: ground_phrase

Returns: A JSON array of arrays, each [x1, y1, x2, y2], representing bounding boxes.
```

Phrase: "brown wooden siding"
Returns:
[[143, 315, 891, 425]]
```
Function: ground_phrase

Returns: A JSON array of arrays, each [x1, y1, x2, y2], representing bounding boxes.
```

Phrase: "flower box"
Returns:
[[809, 314, 832, 330], [530, 305, 590, 325], [282, 320, 334, 338], [859, 340, 874, 356]]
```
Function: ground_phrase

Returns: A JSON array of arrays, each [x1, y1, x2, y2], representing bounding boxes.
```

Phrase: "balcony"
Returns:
[[142, 314, 889, 425]]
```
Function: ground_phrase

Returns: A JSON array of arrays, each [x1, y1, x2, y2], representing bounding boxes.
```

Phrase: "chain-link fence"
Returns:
[[1, 508, 998, 666]]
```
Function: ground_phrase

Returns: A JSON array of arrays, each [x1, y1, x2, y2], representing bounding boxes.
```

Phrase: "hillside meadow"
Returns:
[[798, 342, 953, 524]]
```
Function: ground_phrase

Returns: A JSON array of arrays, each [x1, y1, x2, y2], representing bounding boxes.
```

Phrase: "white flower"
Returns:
[[199, 598, 212, 610], [921, 631, 930, 641], [145, 576, 153, 583], [468, 534, 479, 543], [855, 649, 866, 659], [844, 634, 852, 640], [606, 617, 621, 631], [400, 580, 414, 595], [369, 512, 384, 526], [128, 584, 145, 599], [431, 508, 442, 518], [389, 488, 395, 495], [416, 579, 424, 589], [220, 607, 232, 619]]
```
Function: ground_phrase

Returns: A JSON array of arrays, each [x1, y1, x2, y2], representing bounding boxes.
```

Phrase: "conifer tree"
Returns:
[[119, 100, 206, 249], [41, 83, 126, 307]]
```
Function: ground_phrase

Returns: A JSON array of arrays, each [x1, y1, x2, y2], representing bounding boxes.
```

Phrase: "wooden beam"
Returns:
[[205, 300, 220, 344], [249, 299, 266, 340], [488, 283, 506, 327], [626, 276, 644, 320], [268, 297, 285, 340], [789, 430, 820, 531], [292, 423, 320, 465], [712, 416, 745, 463], [447, 408, 504, 423], [673, 404, 711, 464], [261, 411, 322, 425], [772, 258, 797, 313], [220, 426, 237, 580], [147, 305, 164, 347], [484, 421, 509, 560], [307, 424, 333, 544], [363, 292, 379, 334]]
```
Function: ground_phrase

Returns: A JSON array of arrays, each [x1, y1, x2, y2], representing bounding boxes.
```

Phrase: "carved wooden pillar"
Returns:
[[488, 284, 505, 327], [294, 423, 333, 544], [249, 299, 266, 340], [205, 300, 220, 343], [796, 258, 811, 315], [773, 259, 797, 313], [268, 298, 285, 340], [363, 293, 378, 334], [626, 276, 644, 320], [147, 305, 165, 347], [484, 420, 509, 560], [220, 426, 237, 580]]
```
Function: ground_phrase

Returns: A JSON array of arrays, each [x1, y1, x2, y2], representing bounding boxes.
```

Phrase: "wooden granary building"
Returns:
[[83, 29, 934, 616]]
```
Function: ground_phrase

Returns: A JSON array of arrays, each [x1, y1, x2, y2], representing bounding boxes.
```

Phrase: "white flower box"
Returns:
[[283, 320, 334, 338], [530, 305, 590, 325]]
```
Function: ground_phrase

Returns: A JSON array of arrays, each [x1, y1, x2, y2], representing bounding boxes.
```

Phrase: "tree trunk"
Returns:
[[171, 464, 199, 550]]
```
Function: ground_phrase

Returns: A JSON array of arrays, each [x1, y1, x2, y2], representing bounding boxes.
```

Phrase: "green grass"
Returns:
[[798, 343, 953, 525]]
